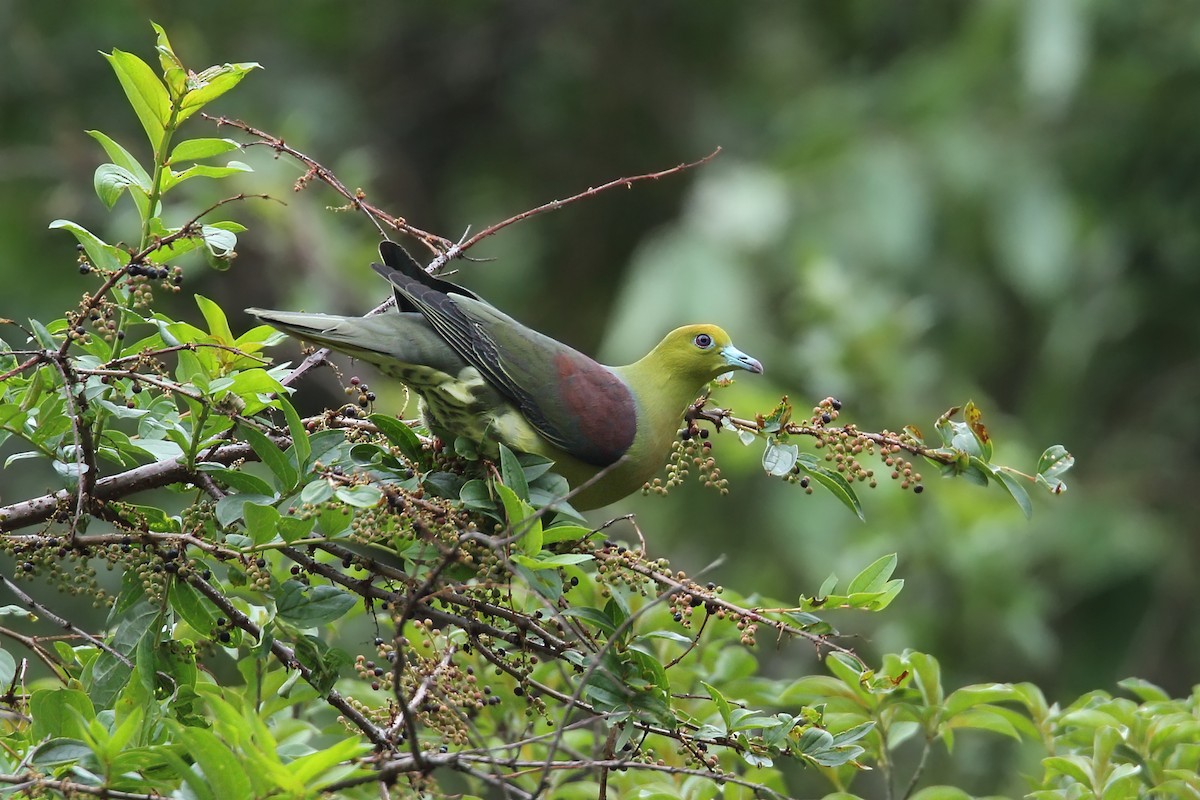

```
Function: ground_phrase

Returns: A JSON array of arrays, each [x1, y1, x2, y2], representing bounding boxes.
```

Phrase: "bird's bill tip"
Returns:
[[721, 344, 764, 375]]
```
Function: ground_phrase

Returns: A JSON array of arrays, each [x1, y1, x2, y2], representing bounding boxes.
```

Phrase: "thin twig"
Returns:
[[430, 147, 723, 271], [0, 576, 131, 667]]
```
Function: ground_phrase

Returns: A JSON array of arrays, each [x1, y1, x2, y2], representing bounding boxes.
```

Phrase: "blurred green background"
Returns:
[[3, 1, 1198, 791]]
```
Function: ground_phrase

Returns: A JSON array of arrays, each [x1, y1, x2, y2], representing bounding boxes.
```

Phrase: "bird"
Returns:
[[246, 241, 762, 509]]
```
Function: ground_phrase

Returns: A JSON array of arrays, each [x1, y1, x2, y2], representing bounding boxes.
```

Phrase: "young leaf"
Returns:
[[176, 62, 262, 122], [103, 49, 171, 149], [963, 400, 993, 461], [150, 22, 187, 98], [1036, 444, 1073, 494], [162, 162, 253, 194], [93, 164, 142, 210], [86, 130, 153, 188], [846, 553, 898, 594], [169, 138, 241, 163], [171, 727, 253, 800], [194, 295, 234, 344], [496, 482, 542, 555]]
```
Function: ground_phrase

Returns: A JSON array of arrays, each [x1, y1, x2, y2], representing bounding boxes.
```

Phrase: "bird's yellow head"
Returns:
[[645, 324, 764, 383]]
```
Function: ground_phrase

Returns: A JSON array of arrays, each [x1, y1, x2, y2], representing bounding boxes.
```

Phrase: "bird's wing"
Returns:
[[372, 244, 636, 466]]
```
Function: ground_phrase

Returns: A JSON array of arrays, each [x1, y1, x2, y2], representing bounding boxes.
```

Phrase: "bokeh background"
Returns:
[[2, 1, 1198, 793]]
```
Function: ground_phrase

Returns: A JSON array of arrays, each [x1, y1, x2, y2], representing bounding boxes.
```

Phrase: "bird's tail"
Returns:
[[246, 309, 403, 363], [246, 307, 465, 376]]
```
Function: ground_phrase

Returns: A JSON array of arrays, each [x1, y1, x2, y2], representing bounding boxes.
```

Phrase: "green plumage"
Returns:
[[247, 242, 762, 508]]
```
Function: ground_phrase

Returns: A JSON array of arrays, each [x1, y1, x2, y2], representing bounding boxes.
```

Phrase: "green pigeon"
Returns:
[[247, 242, 762, 509]]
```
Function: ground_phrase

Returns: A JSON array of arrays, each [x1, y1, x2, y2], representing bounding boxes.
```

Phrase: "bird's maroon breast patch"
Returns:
[[553, 353, 637, 466]]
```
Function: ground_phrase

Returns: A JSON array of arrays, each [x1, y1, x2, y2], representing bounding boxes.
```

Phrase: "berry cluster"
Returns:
[[343, 375, 377, 409], [122, 262, 184, 309], [800, 397, 925, 493], [643, 421, 728, 497]]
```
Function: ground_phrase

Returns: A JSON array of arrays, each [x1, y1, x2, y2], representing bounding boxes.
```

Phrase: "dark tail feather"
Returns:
[[374, 240, 484, 309]]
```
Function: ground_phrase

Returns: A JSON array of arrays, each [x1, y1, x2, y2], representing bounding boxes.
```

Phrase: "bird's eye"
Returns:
[[694, 333, 714, 350]]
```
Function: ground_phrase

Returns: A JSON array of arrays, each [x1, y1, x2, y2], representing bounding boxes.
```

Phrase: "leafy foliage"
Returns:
[[0, 24, 1189, 800]]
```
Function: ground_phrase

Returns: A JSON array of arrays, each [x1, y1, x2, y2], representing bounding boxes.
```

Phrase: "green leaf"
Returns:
[[1116, 677, 1170, 703], [1042, 755, 1094, 785], [30, 689, 95, 740], [300, 479, 334, 506], [847, 553, 898, 594], [173, 726, 253, 800], [93, 163, 145, 211], [169, 137, 241, 163], [197, 464, 276, 497], [541, 524, 596, 544], [0, 648, 15, 688], [243, 501, 280, 546], [460, 479, 498, 513], [224, 369, 286, 415], [701, 681, 734, 728], [88, 599, 159, 705], [29, 738, 92, 768], [335, 485, 382, 508], [278, 516, 315, 544], [287, 736, 371, 787], [103, 49, 171, 149], [279, 395, 311, 471], [993, 466, 1033, 519], [163, 162, 254, 195], [560, 606, 619, 637], [48, 220, 128, 272], [276, 582, 357, 627], [176, 61, 262, 122], [151, 22, 187, 98], [908, 651, 944, 709], [512, 552, 593, 570], [169, 581, 225, 641], [945, 707, 1022, 740], [368, 413, 424, 462], [195, 294, 234, 344], [945, 683, 1020, 716], [86, 129, 152, 186], [797, 457, 864, 520], [497, 482, 541, 555], [1036, 444, 1074, 494], [499, 443, 529, 501], [240, 424, 298, 491], [908, 788, 974, 800]]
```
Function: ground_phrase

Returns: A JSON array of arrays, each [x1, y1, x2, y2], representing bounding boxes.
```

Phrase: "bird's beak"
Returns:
[[720, 344, 764, 374]]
